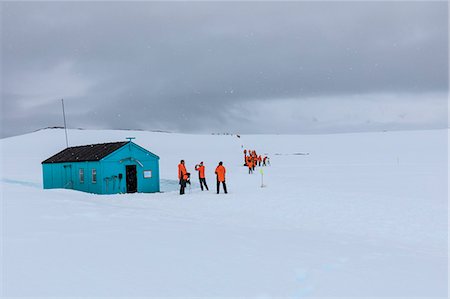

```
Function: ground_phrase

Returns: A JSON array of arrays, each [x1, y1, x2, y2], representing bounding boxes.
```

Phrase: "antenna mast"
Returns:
[[61, 99, 69, 148]]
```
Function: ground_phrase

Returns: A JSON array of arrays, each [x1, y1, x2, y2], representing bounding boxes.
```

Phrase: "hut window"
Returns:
[[144, 170, 152, 178], [92, 169, 97, 183], [79, 169, 84, 183]]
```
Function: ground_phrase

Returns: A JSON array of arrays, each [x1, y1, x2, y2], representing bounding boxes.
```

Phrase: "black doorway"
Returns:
[[126, 165, 137, 193]]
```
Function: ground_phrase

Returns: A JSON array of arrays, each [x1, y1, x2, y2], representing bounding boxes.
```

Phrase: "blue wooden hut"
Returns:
[[42, 141, 160, 194]]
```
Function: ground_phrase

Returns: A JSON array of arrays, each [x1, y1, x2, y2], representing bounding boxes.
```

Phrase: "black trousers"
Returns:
[[217, 180, 227, 194], [179, 179, 186, 195], [199, 177, 209, 190]]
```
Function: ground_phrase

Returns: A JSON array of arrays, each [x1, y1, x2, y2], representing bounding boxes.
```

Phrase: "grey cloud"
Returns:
[[1, 1, 448, 137]]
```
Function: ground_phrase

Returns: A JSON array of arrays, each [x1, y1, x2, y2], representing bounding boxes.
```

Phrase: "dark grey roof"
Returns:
[[42, 142, 129, 164]]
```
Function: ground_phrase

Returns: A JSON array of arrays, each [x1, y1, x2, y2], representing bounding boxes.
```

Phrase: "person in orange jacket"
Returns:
[[246, 156, 253, 173], [215, 161, 227, 194], [195, 161, 209, 191], [178, 160, 189, 195], [247, 158, 253, 174]]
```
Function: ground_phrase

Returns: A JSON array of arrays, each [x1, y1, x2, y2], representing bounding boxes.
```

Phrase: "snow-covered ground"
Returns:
[[1, 128, 448, 298]]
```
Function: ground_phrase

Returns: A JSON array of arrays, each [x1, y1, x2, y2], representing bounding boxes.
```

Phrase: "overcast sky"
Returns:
[[1, 1, 448, 137]]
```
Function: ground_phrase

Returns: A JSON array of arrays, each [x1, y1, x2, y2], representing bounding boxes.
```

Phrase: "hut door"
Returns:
[[63, 165, 73, 189], [126, 165, 137, 193]]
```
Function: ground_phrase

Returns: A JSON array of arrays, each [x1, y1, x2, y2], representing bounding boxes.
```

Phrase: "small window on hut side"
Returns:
[[92, 169, 97, 183], [144, 170, 152, 178], [79, 168, 84, 184]]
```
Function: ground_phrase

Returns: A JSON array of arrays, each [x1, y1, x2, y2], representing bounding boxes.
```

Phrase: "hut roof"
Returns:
[[42, 142, 129, 164]]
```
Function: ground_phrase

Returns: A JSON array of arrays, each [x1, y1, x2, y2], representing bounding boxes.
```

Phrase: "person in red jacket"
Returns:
[[215, 161, 227, 194], [195, 161, 209, 191], [178, 160, 189, 195]]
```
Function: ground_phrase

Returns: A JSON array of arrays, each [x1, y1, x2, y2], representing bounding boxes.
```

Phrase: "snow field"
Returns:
[[1, 128, 448, 297]]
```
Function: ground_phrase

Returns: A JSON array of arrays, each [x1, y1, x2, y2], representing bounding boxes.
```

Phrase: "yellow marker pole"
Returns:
[[260, 168, 264, 187]]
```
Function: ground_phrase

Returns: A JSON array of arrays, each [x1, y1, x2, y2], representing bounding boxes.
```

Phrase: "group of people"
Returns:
[[177, 149, 270, 195], [178, 160, 227, 195], [244, 149, 270, 174]]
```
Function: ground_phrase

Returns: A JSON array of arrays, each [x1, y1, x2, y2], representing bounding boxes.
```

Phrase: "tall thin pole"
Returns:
[[61, 99, 69, 148]]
